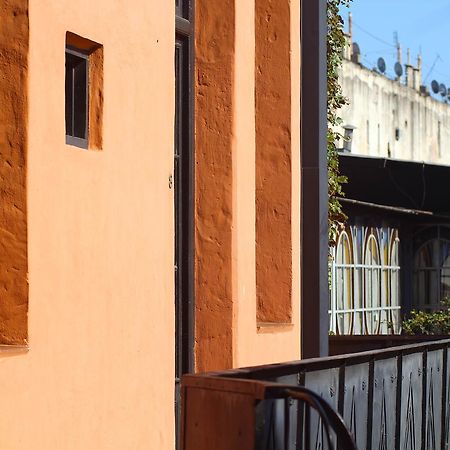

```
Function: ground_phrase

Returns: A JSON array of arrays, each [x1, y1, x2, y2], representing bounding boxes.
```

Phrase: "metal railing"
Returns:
[[181, 338, 450, 449]]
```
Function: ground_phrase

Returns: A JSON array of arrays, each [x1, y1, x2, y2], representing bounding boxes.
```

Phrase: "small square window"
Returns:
[[65, 48, 89, 148]]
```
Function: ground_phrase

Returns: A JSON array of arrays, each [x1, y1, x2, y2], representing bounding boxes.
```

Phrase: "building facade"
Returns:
[[338, 18, 450, 165], [0, 1, 327, 448], [338, 58, 450, 164], [331, 34, 450, 335]]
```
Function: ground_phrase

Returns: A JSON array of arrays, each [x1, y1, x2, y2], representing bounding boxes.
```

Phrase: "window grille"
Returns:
[[330, 225, 401, 335]]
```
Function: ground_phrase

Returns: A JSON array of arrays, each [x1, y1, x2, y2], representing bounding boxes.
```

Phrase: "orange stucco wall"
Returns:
[[255, 0, 292, 325], [0, 0, 29, 345], [0, 1, 176, 449], [194, 0, 235, 373], [0, 0, 301, 448]]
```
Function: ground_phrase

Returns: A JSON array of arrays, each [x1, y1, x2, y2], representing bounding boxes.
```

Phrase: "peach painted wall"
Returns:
[[233, 0, 301, 368], [0, 1, 176, 449], [0, 0, 302, 447]]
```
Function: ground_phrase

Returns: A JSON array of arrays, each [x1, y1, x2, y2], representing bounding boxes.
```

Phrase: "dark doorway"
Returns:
[[175, 1, 194, 447]]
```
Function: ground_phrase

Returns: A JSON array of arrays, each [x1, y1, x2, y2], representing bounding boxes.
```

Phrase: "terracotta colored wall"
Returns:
[[255, 0, 292, 324], [88, 45, 103, 150], [195, 0, 301, 371], [0, 0, 29, 345], [195, 0, 235, 372], [0, 1, 176, 448], [232, 0, 301, 368]]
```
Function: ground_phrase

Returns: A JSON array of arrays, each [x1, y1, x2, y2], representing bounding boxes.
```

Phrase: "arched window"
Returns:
[[330, 224, 401, 335], [388, 230, 401, 333], [364, 231, 381, 334], [334, 231, 354, 334], [414, 226, 450, 311]]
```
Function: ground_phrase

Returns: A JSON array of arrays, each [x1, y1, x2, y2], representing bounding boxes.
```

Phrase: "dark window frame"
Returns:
[[176, 0, 190, 21], [65, 46, 89, 149], [175, 2, 194, 448]]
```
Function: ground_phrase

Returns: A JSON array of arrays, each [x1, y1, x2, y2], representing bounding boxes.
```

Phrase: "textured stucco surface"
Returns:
[[194, 0, 235, 372], [0, 0, 303, 448], [255, 0, 292, 324], [195, 0, 301, 371], [232, 0, 301, 368], [0, 1, 176, 449], [88, 45, 103, 149], [0, 0, 29, 344]]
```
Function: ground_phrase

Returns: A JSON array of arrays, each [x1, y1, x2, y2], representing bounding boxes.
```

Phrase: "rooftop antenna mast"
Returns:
[[394, 32, 402, 81], [348, 11, 353, 39], [394, 32, 401, 62]]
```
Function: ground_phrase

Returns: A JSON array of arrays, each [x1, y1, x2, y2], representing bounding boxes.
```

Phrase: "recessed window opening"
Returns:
[[65, 32, 103, 151], [366, 120, 370, 146], [438, 121, 442, 157], [65, 48, 89, 148]]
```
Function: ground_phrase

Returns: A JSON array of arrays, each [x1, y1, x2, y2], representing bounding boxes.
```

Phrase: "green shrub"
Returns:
[[402, 299, 450, 335]]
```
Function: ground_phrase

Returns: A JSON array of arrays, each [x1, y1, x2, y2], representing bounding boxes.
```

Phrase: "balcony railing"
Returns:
[[181, 338, 450, 449]]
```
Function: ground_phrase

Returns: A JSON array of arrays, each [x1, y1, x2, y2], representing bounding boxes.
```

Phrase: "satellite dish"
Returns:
[[352, 42, 361, 56], [377, 57, 386, 74], [440, 83, 447, 96], [447, 88, 450, 99], [394, 62, 403, 77], [431, 80, 440, 94]]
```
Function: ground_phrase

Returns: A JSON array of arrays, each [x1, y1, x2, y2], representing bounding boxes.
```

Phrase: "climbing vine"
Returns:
[[327, 0, 351, 246]]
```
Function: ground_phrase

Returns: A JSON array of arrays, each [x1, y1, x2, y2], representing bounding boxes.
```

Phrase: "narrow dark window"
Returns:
[[65, 48, 88, 148], [175, 0, 193, 447], [438, 121, 442, 157]]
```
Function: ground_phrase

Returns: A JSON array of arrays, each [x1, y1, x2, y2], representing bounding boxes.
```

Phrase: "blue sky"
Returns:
[[340, 0, 450, 94]]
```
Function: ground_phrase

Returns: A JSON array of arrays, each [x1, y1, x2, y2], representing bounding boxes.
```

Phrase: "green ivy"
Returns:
[[402, 299, 450, 336], [327, 0, 351, 246]]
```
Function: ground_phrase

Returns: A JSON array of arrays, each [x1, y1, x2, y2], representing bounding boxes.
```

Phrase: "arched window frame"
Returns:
[[330, 224, 401, 335]]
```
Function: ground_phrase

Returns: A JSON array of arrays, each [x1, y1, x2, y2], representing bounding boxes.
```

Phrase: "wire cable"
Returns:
[[353, 21, 396, 48]]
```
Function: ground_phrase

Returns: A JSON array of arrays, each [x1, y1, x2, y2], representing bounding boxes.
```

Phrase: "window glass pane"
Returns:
[[176, 0, 189, 19], [441, 241, 450, 267], [65, 51, 88, 141], [413, 229, 450, 309], [415, 241, 434, 268], [415, 269, 437, 307], [65, 59, 73, 136], [73, 58, 87, 138], [441, 268, 450, 300]]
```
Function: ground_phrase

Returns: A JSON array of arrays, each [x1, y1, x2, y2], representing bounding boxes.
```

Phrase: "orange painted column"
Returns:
[[255, 0, 292, 324], [194, 0, 235, 372], [0, 0, 29, 345]]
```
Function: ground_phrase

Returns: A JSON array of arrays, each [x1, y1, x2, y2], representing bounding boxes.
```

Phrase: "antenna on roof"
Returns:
[[394, 32, 401, 62], [377, 57, 386, 74], [394, 32, 402, 81]]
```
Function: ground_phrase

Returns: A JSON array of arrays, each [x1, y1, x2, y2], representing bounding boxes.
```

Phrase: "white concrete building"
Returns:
[[338, 51, 450, 165]]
